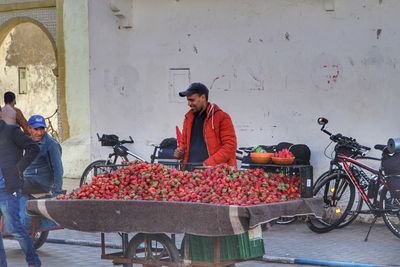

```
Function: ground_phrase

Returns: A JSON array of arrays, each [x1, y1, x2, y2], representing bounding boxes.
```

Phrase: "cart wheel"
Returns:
[[31, 230, 49, 249], [123, 233, 180, 267], [274, 216, 297, 225]]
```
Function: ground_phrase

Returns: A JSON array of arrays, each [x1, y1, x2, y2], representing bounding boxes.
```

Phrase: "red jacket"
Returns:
[[181, 103, 237, 167]]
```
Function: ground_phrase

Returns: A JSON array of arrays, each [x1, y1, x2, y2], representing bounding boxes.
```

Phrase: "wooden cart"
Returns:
[[26, 197, 322, 266]]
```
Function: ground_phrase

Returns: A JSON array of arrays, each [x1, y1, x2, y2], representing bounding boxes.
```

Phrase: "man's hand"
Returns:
[[174, 147, 184, 159]]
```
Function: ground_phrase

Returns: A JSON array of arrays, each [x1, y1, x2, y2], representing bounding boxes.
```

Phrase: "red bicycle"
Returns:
[[307, 117, 400, 241]]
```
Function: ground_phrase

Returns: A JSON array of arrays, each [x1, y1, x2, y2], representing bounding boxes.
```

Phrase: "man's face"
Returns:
[[187, 93, 207, 113], [30, 127, 46, 142]]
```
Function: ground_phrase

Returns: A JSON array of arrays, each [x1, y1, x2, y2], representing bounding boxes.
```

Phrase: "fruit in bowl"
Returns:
[[272, 149, 295, 165], [250, 152, 274, 164], [271, 156, 295, 165]]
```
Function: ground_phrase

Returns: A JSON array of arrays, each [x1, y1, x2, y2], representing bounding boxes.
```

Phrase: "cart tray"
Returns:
[[26, 198, 322, 236]]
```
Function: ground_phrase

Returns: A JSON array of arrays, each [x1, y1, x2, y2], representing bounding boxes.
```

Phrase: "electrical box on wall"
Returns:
[[107, 0, 133, 29], [169, 68, 190, 103], [324, 0, 335, 11]]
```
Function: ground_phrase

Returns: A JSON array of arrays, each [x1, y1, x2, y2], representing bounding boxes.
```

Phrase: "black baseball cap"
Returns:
[[179, 83, 209, 97]]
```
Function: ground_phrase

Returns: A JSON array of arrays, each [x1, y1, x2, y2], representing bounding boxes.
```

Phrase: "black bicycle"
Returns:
[[307, 117, 400, 240]]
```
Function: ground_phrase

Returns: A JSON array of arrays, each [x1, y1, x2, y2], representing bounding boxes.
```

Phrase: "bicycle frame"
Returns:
[[106, 148, 147, 165], [334, 154, 389, 212]]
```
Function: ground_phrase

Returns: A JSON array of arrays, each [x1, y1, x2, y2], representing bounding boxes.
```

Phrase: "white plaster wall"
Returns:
[[88, 0, 400, 177], [62, 0, 91, 178], [64, 0, 90, 136]]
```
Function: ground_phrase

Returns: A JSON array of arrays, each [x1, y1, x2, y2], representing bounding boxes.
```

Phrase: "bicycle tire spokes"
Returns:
[[380, 189, 400, 238], [326, 179, 349, 222], [307, 173, 355, 233]]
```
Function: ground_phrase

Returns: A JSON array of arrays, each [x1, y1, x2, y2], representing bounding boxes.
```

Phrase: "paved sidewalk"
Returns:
[[264, 221, 399, 266]]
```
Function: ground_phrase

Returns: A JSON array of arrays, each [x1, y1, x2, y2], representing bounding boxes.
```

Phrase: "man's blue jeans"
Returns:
[[0, 189, 41, 267], [0, 234, 6, 267]]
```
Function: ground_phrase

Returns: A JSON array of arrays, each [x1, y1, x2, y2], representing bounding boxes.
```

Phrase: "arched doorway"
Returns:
[[0, 18, 59, 138]]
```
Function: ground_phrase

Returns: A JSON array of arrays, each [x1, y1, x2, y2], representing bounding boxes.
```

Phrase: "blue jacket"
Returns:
[[23, 133, 63, 195], [0, 120, 39, 193]]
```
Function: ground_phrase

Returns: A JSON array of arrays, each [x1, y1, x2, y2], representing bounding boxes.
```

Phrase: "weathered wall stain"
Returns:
[[210, 74, 226, 90], [247, 67, 264, 91], [6, 23, 55, 67], [376, 28, 382, 39], [361, 46, 384, 66], [0, 22, 57, 124], [311, 53, 342, 90], [323, 64, 340, 84]]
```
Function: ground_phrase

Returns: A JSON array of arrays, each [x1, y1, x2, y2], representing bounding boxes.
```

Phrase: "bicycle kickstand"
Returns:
[[364, 215, 378, 242]]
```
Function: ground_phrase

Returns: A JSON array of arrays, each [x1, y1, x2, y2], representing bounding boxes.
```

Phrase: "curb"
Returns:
[[262, 256, 397, 267], [45, 238, 122, 249]]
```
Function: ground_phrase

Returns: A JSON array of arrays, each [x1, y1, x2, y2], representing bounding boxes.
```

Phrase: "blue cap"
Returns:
[[28, 115, 46, 129]]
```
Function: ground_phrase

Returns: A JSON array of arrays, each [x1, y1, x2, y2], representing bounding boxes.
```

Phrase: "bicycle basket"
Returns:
[[382, 152, 400, 175], [157, 148, 175, 159], [159, 137, 177, 149], [101, 134, 119, 147], [386, 174, 400, 198], [156, 137, 177, 159], [288, 144, 311, 165]]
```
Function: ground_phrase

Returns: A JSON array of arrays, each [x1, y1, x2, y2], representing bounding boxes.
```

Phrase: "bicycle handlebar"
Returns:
[[238, 146, 254, 152], [319, 124, 370, 156], [96, 133, 134, 145], [121, 136, 134, 144]]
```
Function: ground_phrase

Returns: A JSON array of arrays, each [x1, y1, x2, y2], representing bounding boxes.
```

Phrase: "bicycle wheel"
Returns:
[[80, 160, 115, 186], [307, 173, 355, 233], [123, 233, 180, 267], [274, 216, 297, 225], [380, 187, 400, 239], [314, 170, 331, 188], [32, 230, 49, 249], [337, 190, 362, 228], [316, 171, 362, 228]]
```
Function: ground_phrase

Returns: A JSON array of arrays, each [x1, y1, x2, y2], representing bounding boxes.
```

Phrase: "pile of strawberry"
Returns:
[[274, 149, 294, 158], [57, 162, 300, 206]]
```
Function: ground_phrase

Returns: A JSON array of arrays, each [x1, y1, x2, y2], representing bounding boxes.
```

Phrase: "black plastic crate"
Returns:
[[241, 163, 313, 198]]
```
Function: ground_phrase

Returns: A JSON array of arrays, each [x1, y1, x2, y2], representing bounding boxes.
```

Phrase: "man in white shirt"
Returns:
[[1, 91, 29, 134]]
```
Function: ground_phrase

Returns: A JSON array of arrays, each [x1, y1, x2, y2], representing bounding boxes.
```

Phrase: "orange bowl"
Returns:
[[250, 152, 274, 164], [271, 156, 295, 165]]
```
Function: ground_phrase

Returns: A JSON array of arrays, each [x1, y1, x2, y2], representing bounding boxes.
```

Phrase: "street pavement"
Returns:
[[3, 178, 400, 266]]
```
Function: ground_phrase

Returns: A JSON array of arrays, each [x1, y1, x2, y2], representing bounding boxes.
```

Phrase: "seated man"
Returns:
[[23, 115, 63, 196]]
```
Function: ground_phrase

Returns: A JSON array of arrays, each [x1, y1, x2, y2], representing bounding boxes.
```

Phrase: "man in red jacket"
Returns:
[[174, 83, 237, 170]]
